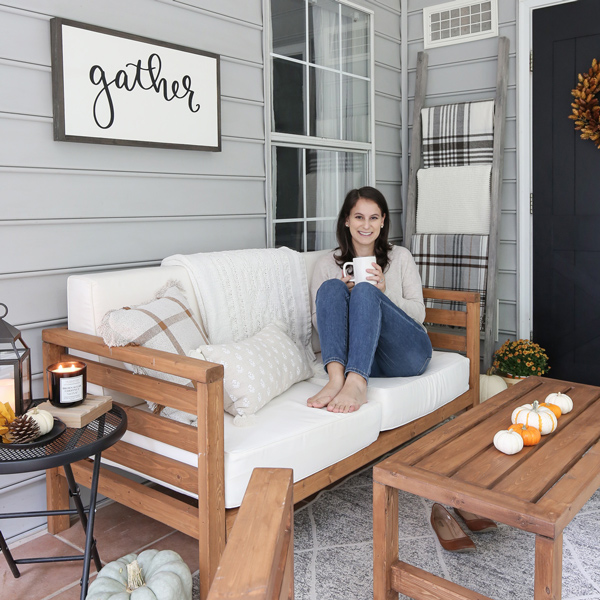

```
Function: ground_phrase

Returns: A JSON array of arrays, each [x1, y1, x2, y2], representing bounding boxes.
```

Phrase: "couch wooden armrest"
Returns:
[[208, 468, 294, 600], [42, 287, 479, 600], [423, 288, 480, 406], [42, 326, 226, 598]]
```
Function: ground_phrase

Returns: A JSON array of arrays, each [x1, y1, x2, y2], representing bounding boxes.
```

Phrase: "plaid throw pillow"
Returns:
[[99, 281, 208, 387]]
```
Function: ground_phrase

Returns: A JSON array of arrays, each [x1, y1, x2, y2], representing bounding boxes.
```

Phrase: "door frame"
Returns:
[[516, 0, 578, 339]]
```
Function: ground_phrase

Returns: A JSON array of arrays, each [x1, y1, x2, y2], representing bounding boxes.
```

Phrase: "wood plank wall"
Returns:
[[405, 0, 518, 342], [0, 0, 403, 541]]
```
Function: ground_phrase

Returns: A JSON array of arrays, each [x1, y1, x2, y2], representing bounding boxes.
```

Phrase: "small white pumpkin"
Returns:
[[479, 373, 508, 402], [25, 407, 54, 436], [85, 549, 192, 600], [511, 400, 558, 435], [544, 391, 573, 414], [493, 429, 524, 455]]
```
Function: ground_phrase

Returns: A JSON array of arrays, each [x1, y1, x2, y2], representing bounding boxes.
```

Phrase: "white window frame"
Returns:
[[264, 0, 376, 250]]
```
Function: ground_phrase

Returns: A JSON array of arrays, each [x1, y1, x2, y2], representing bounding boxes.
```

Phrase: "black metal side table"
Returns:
[[0, 404, 127, 600]]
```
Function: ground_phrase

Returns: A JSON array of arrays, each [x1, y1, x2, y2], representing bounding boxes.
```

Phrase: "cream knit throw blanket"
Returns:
[[416, 164, 492, 235], [162, 247, 316, 365]]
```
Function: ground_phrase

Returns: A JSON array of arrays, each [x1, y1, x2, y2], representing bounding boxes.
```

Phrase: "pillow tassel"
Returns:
[[233, 414, 257, 427]]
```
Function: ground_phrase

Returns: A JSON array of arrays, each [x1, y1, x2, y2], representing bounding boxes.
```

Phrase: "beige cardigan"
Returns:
[[309, 245, 427, 331]]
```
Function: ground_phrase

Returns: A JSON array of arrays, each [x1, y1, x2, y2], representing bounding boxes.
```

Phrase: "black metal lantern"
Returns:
[[0, 303, 32, 416]]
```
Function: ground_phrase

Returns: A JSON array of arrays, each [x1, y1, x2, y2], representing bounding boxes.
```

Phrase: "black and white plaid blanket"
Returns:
[[421, 100, 495, 168], [411, 233, 489, 330]]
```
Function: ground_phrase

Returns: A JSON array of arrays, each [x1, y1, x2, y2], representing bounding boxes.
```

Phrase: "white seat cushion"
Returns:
[[310, 350, 469, 431], [102, 380, 382, 508]]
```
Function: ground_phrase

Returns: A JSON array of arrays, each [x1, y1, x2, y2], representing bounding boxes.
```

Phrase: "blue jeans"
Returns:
[[315, 279, 432, 381]]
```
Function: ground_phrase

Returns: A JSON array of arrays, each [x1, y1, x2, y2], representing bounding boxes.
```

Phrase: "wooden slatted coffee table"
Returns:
[[373, 376, 600, 600]]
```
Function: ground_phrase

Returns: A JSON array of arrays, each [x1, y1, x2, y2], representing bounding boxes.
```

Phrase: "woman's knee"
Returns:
[[318, 278, 347, 294], [316, 278, 348, 304], [351, 281, 381, 304]]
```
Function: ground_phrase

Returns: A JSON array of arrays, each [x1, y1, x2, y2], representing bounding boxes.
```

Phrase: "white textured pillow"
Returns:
[[416, 165, 491, 234], [189, 322, 313, 425]]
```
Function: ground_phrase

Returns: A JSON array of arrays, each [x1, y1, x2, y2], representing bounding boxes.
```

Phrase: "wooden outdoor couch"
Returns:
[[41, 253, 480, 600]]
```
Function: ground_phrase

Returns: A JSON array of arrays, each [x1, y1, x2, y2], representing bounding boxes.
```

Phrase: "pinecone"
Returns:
[[5, 415, 41, 444]]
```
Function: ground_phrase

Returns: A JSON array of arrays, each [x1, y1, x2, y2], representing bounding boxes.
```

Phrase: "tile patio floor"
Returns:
[[0, 500, 199, 600]]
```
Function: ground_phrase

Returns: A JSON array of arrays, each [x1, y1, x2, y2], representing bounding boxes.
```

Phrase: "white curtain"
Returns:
[[311, 3, 370, 250], [342, 9, 369, 144], [312, 3, 339, 249]]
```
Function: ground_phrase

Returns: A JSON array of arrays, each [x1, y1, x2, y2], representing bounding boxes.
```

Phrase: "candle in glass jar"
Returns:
[[47, 361, 87, 408]]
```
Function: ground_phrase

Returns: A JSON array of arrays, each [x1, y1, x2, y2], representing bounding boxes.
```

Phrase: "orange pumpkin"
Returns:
[[508, 423, 541, 446], [539, 402, 561, 419]]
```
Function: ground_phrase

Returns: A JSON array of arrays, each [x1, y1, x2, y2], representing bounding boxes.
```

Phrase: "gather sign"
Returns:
[[50, 19, 221, 151]]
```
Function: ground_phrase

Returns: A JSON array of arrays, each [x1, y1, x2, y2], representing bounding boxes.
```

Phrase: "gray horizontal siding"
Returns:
[[0, 473, 47, 541], [0, 169, 266, 220], [0, 117, 265, 175]]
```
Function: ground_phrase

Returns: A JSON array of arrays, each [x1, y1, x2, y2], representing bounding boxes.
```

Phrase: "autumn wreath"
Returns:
[[569, 58, 600, 150]]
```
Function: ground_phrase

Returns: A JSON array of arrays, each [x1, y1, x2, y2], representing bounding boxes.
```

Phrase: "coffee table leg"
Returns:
[[534, 532, 563, 600], [373, 480, 398, 600]]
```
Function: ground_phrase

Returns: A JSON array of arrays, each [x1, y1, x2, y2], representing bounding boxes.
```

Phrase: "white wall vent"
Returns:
[[423, 1, 498, 49]]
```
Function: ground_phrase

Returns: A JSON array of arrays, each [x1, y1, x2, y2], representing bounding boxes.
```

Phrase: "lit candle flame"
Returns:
[[52, 364, 82, 373]]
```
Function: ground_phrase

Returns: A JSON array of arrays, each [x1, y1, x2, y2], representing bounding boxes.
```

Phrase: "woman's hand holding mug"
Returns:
[[342, 256, 385, 292]]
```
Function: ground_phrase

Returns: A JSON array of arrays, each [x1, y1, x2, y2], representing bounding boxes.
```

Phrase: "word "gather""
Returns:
[[89, 53, 201, 129]]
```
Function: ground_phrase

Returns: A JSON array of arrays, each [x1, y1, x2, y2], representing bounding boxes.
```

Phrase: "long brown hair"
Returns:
[[333, 186, 392, 271]]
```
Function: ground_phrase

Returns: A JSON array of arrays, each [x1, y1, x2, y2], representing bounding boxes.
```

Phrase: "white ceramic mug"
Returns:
[[343, 256, 377, 285]]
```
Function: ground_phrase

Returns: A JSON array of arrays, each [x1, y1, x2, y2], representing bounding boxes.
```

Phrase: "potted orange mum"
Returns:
[[493, 339, 550, 386]]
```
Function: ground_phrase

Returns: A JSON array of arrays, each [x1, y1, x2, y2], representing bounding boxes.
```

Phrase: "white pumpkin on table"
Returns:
[[511, 400, 558, 435], [493, 429, 524, 455], [25, 407, 54, 436], [544, 391, 573, 414]]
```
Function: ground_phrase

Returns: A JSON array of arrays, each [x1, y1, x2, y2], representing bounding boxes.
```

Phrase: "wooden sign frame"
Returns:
[[50, 18, 221, 151]]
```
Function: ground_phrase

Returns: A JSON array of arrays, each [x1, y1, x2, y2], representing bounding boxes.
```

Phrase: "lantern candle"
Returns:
[[47, 361, 87, 408], [0, 378, 15, 413]]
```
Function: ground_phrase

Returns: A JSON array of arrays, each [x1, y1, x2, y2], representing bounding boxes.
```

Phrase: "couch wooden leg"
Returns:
[[46, 467, 70, 533]]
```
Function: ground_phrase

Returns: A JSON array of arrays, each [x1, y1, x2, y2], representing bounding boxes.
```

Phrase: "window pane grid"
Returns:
[[271, 0, 371, 144], [271, 53, 371, 82], [270, 0, 372, 251]]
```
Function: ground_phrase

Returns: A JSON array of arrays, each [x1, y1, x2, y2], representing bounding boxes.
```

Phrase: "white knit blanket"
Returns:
[[162, 247, 315, 363]]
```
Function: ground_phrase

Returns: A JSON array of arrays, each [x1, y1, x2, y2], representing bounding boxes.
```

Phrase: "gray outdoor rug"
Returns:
[[193, 461, 600, 599]]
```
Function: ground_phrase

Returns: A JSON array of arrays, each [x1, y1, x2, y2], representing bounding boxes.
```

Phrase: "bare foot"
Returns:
[[308, 362, 345, 408], [307, 379, 344, 408], [327, 373, 367, 413]]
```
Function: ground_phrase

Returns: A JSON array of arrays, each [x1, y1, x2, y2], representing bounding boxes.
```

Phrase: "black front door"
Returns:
[[532, 0, 600, 384]]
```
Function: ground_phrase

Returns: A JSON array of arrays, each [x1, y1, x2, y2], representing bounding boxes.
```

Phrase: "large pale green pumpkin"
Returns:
[[85, 549, 192, 600]]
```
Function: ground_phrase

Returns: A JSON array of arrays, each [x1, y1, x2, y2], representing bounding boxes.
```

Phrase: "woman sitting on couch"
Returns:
[[308, 186, 432, 413]]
